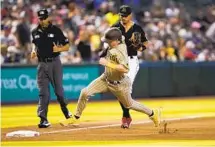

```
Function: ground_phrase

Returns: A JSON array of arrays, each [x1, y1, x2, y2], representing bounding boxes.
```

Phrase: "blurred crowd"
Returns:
[[1, 0, 215, 64]]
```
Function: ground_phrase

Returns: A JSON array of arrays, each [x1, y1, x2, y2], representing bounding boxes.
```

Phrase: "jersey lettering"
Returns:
[[109, 54, 118, 63]]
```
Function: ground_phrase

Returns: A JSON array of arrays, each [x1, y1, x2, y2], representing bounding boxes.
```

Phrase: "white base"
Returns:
[[6, 130, 40, 138]]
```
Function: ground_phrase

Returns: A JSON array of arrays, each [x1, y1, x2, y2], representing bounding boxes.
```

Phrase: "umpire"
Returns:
[[31, 9, 71, 128]]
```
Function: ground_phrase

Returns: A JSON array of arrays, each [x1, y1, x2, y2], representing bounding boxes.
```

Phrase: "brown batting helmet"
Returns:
[[101, 27, 122, 42]]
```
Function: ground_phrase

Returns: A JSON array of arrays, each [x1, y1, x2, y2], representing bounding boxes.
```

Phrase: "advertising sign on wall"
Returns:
[[1, 65, 100, 103]]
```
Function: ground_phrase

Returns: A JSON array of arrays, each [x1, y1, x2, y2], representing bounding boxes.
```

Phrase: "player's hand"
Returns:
[[53, 42, 60, 52], [30, 51, 37, 59], [99, 58, 108, 66]]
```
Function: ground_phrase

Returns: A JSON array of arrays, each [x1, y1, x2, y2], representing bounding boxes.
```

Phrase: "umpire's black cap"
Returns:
[[101, 27, 122, 42], [37, 9, 49, 20], [119, 5, 132, 17]]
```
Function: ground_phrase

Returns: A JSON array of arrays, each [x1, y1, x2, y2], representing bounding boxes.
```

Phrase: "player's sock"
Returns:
[[123, 108, 130, 118], [149, 110, 154, 117], [120, 102, 130, 118]]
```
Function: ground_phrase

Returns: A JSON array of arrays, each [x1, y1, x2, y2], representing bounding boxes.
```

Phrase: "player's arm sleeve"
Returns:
[[139, 27, 148, 42], [105, 53, 129, 73], [99, 48, 108, 57], [55, 27, 69, 45]]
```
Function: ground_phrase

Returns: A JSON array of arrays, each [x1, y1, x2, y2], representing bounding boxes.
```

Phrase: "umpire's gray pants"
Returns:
[[37, 56, 69, 121]]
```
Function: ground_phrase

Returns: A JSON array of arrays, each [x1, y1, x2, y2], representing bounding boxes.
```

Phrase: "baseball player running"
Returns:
[[60, 28, 159, 127], [100, 5, 149, 128]]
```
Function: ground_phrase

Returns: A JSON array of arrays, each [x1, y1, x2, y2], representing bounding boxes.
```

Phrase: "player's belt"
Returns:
[[106, 78, 124, 85]]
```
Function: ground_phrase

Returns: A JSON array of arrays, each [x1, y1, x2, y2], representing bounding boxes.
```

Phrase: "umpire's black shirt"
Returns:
[[112, 22, 147, 56], [32, 24, 69, 58]]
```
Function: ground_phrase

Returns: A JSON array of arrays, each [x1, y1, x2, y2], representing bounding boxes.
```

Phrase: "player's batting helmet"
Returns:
[[101, 27, 122, 42]]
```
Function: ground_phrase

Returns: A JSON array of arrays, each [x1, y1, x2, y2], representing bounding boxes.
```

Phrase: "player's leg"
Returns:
[[60, 74, 108, 126], [111, 77, 160, 127], [49, 57, 71, 119], [119, 56, 140, 128], [75, 74, 108, 118], [119, 102, 131, 128], [125, 98, 160, 127], [37, 63, 51, 128], [127, 56, 140, 92], [110, 77, 152, 115]]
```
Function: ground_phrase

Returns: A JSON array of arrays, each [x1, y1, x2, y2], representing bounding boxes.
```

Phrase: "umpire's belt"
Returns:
[[38, 57, 57, 62]]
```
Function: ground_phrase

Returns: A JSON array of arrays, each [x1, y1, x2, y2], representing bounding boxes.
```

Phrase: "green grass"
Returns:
[[1, 97, 215, 128]]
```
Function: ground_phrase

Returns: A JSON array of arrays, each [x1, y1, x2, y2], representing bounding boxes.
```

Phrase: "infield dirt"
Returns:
[[2, 117, 215, 141]]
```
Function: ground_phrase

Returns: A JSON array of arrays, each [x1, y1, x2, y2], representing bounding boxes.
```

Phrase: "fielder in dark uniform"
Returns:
[[31, 9, 71, 128], [100, 5, 149, 128]]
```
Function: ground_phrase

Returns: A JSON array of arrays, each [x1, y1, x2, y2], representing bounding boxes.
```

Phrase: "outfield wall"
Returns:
[[1, 64, 100, 103], [1, 62, 215, 104], [133, 62, 215, 97]]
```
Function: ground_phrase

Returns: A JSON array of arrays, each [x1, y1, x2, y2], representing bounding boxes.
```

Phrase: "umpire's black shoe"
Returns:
[[38, 120, 51, 128], [61, 106, 72, 119]]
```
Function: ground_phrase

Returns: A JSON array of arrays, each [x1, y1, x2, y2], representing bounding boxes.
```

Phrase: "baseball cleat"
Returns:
[[149, 109, 161, 127], [126, 117, 132, 128], [121, 117, 132, 129], [121, 117, 129, 128], [38, 120, 51, 128], [59, 117, 80, 127]]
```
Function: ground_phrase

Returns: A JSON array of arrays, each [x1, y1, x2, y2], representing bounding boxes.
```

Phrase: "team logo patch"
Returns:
[[48, 34, 54, 37], [34, 35, 40, 39], [39, 11, 44, 15], [121, 7, 126, 13]]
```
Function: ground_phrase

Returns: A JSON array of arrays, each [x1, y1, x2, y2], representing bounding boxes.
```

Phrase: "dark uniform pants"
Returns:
[[37, 56, 69, 121]]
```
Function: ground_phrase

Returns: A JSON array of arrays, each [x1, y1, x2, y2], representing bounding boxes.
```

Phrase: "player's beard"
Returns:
[[121, 20, 128, 25]]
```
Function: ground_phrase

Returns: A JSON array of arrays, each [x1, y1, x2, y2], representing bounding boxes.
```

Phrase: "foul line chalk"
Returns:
[[42, 115, 207, 135]]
